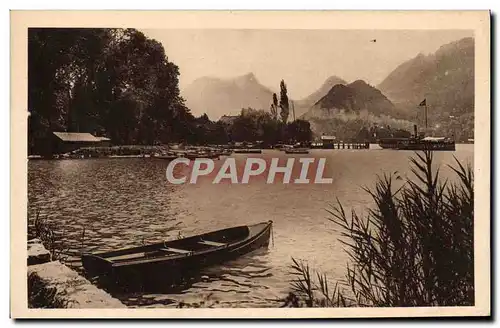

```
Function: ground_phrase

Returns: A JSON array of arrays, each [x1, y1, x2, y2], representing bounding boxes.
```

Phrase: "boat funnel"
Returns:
[[413, 124, 418, 138]]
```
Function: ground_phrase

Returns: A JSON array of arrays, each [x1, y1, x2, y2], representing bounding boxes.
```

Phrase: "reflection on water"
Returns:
[[94, 247, 277, 308], [28, 145, 474, 308]]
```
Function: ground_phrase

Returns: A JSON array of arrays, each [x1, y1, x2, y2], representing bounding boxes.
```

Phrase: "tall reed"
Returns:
[[286, 150, 474, 307], [29, 211, 71, 262]]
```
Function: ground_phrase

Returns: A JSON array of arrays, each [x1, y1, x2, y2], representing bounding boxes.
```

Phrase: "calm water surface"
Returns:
[[28, 145, 474, 308]]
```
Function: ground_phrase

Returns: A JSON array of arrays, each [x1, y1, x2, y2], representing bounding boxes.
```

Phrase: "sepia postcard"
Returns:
[[10, 10, 490, 319]]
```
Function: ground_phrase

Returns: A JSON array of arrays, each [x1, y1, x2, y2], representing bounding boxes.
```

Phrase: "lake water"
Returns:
[[27, 145, 474, 308]]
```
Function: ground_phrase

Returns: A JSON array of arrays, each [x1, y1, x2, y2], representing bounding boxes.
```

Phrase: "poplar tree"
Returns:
[[270, 93, 279, 120], [279, 80, 289, 124]]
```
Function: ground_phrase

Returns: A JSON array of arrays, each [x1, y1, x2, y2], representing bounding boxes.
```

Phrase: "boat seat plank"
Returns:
[[107, 252, 146, 261], [160, 247, 191, 254], [199, 240, 226, 247]]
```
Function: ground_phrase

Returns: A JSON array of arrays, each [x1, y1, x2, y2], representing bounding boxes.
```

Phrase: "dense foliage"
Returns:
[[28, 29, 313, 154], [286, 151, 474, 307], [279, 80, 290, 123], [270, 93, 279, 121], [225, 108, 312, 146], [28, 28, 195, 154]]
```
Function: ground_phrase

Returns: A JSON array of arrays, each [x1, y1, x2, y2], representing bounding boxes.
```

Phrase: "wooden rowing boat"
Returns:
[[152, 154, 178, 160], [82, 221, 273, 281], [233, 149, 262, 154], [108, 154, 149, 158], [185, 152, 220, 160], [285, 148, 309, 154]]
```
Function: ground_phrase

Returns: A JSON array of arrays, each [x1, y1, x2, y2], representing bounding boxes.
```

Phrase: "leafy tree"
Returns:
[[270, 93, 279, 120], [286, 119, 312, 143], [220, 107, 311, 145], [279, 80, 290, 124], [28, 28, 194, 154], [262, 119, 282, 146], [230, 114, 258, 143]]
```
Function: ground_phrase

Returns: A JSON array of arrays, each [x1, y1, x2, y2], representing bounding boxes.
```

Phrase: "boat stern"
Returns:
[[246, 220, 273, 246], [81, 253, 113, 277]]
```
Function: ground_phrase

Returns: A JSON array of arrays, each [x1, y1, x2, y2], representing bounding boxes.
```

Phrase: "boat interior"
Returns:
[[100, 226, 251, 263]]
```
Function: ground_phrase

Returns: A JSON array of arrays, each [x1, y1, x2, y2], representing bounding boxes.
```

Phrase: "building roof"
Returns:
[[53, 132, 103, 142], [422, 136, 446, 142]]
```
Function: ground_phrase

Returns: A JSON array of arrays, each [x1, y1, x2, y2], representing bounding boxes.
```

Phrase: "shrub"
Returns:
[[29, 211, 71, 262], [28, 271, 73, 308]]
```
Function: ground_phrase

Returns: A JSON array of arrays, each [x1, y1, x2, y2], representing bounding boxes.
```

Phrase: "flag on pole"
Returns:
[[418, 98, 427, 107]]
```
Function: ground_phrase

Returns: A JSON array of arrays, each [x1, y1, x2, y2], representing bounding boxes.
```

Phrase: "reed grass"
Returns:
[[29, 211, 71, 262], [285, 150, 474, 307], [28, 271, 74, 308]]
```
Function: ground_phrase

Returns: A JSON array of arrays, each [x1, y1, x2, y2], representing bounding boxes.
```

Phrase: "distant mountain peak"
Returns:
[[234, 72, 262, 88], [323, 75, 346, 86], [193, 72, 258, 84], [293, 75, 347, 117], [192, 75, 221, 83], [235, 72, 257, 81], [306, 80, 395, 117], [244, 72, 256, 79], [182, 73, 274, 119], [349, 79, 371, 88]]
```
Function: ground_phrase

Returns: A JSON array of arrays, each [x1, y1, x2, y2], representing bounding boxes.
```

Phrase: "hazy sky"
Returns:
[[142, 29, 473, 99]]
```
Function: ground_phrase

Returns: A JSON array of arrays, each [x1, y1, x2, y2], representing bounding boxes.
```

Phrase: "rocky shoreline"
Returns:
[[27, 239, 125, 308]]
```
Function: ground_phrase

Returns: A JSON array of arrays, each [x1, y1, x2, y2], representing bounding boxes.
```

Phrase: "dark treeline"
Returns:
[[28, 28, 312, 154], [29, 28, 195, 154]]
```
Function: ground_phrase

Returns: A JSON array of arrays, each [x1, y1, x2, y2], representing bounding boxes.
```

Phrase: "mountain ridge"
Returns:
[[377, 37, 474, 116], [182, 74, 351, 120], [182, 72, 276, 120], [293, 75, 347, 118], [303, 79, 396, 119]]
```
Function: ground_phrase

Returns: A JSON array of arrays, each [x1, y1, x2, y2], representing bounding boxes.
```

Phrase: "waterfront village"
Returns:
[[28, 130, 372, 161]]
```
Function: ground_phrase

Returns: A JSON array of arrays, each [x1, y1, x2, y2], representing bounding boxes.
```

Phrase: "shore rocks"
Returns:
[[28, 261, 126, 308], [28, 238, 42, 245], [27, 226, 37, 240], [27, 240, 51, 265]]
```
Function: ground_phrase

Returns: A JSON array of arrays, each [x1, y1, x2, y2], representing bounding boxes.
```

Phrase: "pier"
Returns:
[[310, 142, 370, 150]]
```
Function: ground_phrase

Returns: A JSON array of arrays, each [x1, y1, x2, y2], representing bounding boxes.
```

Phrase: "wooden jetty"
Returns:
[[233, 149, 263, 154], [310, 142, 370, 150]]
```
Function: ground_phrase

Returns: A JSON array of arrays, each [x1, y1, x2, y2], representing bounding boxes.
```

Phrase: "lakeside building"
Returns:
[[50, 132, 111, 154], [310, 135, 337, 148], [320, 135, 337, 147]]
